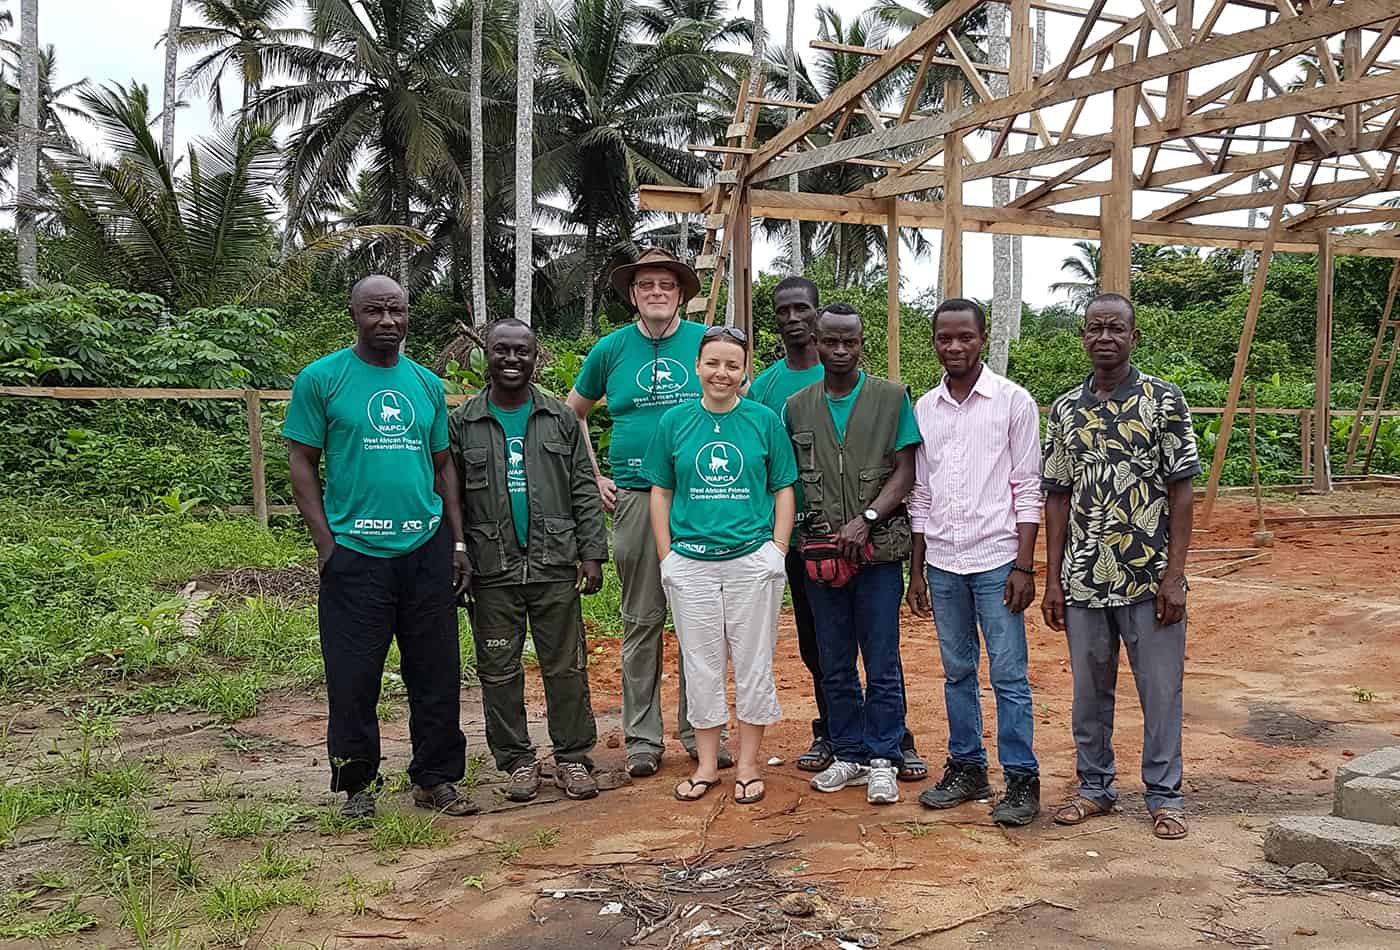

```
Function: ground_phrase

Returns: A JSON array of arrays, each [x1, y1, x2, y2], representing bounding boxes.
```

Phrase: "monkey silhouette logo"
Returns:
[[506, 437, 526, 491], [635, 357, 688, 396], [695, 441, 742, 487], [368, 390, 415, 436], [508, 438, 524, 468]]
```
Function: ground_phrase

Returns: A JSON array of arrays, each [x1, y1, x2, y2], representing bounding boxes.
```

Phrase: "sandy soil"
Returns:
[[5, 494, 1400, 949]]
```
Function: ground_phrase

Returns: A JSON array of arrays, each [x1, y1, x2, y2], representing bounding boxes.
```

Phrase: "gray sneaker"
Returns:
[[810, 759, 869, 793], [506, 760, 542, 802], [867, 758, 899, 804]]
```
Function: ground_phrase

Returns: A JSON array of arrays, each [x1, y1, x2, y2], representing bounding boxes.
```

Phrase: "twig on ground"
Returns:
[[1048, 824, 1121, 840], [693, 793, 728, 858], [890, 898, 1077, 945], [625, 904, 686, 946], [754, 796, 804, 821]]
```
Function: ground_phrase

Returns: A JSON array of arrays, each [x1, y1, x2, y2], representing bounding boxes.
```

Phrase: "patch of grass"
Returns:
[[534, 825, 562, 850], [901, 820, 934, 838], [580, 562, 624, 637], [125, 668, 266, 722], [246, 842, 314, 880], [1350, 685, 1377, 703], [316, 806, 371, 838], [0, 894, 98, 940], [109, 862, 190, 948], [0, 782, 62, 845], [208, 800, 304, 839], [463, 874, 485, 890], [369, 811, 448, 857], [201, 874, 317, 941], [66, 802, 149, 859], [462, 752, 489, 792], [495, 838, 523, 865]]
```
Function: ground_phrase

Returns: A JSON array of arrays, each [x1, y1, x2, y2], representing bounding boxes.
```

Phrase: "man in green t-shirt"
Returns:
[[449, 319, 608, 804], [566, 247, 729, 778], [284, 275, 474, 820]]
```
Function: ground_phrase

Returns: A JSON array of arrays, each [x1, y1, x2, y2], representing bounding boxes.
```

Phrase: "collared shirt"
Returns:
[[909, 365, 1042, 575], [1042, 366, 1201, 608]]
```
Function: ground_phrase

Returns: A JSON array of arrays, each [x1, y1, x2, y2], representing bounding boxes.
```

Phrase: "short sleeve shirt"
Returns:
[[1042, 367, 1201, 607], [824, 371, 922, 449], [745, 359, 824, 543], [641, 399, 798, 560], [574, 320, 705, 489], [282, 348, 448, 557]]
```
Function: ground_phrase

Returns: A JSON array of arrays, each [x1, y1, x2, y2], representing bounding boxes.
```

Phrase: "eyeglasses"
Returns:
[[633, 279, 678, 293], [703, 325, 748, 344]]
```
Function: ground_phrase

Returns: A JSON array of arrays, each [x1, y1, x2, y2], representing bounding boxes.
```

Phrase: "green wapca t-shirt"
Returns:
[[641, 399, 798, 561], [825, 371, 923, 449], [747, 358, 824, 544], [574, 320, 705, 488], [282, 348, 449, 557], [488, 397, 532, 550]]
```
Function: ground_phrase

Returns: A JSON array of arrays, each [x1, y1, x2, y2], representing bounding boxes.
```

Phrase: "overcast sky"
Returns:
[[19, 0, 1397, 307]]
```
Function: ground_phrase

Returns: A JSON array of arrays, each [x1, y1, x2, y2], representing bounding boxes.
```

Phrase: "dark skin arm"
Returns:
[[287, 440, 336, 570], [432, 448, 472, 596], [1041, 491, 1071, 632], [837, 445, 916, 563], [1002, 522, 1039, 614], [1156, 478, 1193, 625]]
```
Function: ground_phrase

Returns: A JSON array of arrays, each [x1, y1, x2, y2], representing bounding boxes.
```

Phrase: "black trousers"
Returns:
[[785, 548, 918, 752], [317, 526, 466, 794]]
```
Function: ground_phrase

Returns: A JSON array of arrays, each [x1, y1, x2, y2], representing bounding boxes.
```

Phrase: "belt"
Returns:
[[618, 485, 651, 494]]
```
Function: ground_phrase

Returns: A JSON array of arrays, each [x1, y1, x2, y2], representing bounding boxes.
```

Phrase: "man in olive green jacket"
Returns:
[[449, 319, 608, 802]]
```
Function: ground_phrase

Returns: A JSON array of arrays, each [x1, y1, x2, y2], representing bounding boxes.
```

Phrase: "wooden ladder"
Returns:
[[1344, 260, 1400, 474]]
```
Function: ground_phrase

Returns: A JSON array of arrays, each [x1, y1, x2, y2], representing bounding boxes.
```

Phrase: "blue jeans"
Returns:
[[926, 561, 1038, 777], [804, 561, 906, 765]]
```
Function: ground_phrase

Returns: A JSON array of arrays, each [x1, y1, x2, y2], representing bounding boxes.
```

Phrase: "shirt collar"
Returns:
[[933, 363, 994, 406], [1076, 365, 1141, 407]]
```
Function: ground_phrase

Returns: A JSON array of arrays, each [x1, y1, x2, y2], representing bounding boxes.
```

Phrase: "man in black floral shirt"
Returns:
[[1041, 292, 1198, 841]]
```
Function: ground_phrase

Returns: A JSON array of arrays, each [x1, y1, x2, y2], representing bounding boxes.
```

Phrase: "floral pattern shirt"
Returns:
[[1042, 367, 1200, 607]]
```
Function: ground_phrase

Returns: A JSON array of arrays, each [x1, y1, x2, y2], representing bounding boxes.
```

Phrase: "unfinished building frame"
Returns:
[[639, 0, 1400, 526]]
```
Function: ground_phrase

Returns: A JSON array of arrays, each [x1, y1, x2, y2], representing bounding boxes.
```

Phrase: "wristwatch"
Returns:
[[453, 541, 468, 553], [862, 508, 880, 524]]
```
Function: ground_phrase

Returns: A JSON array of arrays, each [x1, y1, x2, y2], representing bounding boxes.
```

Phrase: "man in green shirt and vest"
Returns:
[[566, 248, 730, 778], [284, 275, 475, 820], [449, 318, 608, 804], [748, 281, 925, 782], [784, 304, 922, 806]]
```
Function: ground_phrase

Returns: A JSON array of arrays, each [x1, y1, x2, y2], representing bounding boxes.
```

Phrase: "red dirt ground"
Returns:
[[6, 493, 1400, 949]]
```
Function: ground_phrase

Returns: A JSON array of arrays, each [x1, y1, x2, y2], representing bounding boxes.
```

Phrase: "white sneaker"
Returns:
[[867, 758, 899, 804], [811, 759, 870, 793]]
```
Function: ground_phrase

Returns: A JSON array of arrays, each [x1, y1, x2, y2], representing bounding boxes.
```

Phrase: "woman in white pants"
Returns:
[[642, 326, 797, 805]]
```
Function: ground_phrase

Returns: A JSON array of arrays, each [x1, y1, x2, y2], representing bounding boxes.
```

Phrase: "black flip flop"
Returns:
[[796, 737, 834, 773], [674, 778, 720, 802], [735, 778, 766, 805]]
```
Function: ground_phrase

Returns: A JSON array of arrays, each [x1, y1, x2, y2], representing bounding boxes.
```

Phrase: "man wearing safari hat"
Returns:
[[567, 248, 732, 778]]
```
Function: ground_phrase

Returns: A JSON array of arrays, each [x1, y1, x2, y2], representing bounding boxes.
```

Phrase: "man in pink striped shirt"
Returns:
[[906, 298, 1043, 827]]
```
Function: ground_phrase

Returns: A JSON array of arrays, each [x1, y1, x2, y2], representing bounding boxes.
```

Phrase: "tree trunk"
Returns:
[[162, 0, 182, 160], [393, 150, 410, 284], [726, 0, 764, 326], [470, 0, 488, 326], [785, 0, 802, 274], [583, 221, 597, 334], [987, 2, 1015, 375], [16, 0, 38, 286], [513, 0, 536, 325]]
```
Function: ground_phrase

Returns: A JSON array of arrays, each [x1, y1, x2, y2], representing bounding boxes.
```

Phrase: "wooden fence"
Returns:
[[2, 385, 1398, 527]]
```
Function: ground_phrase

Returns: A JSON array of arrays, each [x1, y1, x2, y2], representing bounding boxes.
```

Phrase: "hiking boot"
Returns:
[[918, 759, 993, 810], [810, 759, 869, 793], [991, 774, 1041, 827], [506, 760, 542, 802], [866, 758, 899, 805], [340, 788, 376, 820], [627, 751, 660, 778], [555, 761, 598, 801]]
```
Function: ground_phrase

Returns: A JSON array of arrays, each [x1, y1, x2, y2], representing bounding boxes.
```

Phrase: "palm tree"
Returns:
[[162, 0, 183, 160], [1050, 240, 1101, 312], [16, 0, 37, 285], [48, 82, 421, 309], [250, 0, 474, 281], [515, 0, 536, 324], [175, 0, 314, 116], [533, 0, 722, 329], [470, 0, 487, 324]]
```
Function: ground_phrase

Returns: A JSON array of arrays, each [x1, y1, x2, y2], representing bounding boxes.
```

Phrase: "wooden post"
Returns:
[[731, 183, 755, 378], [1314, 228, 1334, 492], [1101, 44, 1136, 295], [941, 78, 964, 301], [245, 389, 268, 529], [1300, 409, 1312, 481], [1200, 138, 1301, 526], [1165, 0, 1194, 128], [886, 198, 900, 381], [1010, 0, 1032, 94]]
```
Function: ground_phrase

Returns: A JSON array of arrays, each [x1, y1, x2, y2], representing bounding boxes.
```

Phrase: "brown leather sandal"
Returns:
[[1151, 809, 1188, 840], [1052, 796, 1112, 826], [413, 782, 478, 817]]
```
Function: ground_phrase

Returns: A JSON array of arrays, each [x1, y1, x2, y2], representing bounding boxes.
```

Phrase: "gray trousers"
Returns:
[[1065, 600, 1185, 813], [614, 488, 697, 756]]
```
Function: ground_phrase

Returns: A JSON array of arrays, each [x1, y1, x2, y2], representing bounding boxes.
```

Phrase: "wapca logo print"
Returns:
[[368, 390, 415, 436], [635, 357, 689, 395], [695, 441, 743, 488]]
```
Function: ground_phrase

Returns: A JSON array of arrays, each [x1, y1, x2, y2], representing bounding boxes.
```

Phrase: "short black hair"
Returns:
[[485, 316, 536, 347], [933, 297, 986, 333], [1085, 292, 1136, 325], [772, 275, 819, 308], [818, 302, 860, 321]]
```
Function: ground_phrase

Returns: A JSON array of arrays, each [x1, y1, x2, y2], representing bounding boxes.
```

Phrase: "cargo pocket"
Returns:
[[858, 466, 893, 506], [461, 448, 490, 490], [791, 431, 816, 471], [541, 517, 579, 566], [798, 471, 824, 510], [466, 521, 504, 575]]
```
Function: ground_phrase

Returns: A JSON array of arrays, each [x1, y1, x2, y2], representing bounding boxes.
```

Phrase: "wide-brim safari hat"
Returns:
[[609, 247, 702, 304]]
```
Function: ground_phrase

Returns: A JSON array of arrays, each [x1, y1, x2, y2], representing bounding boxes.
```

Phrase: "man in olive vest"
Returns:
[[783, 304, 922, 806]]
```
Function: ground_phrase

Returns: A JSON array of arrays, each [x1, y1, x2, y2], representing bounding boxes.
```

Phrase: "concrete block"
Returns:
[[1335, 776, 1400, 826], [1335, 746, 1400, 799], [1264, 816, 1400, 878]]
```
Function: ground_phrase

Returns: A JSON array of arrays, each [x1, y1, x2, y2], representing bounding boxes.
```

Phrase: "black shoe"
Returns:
[[992, 774, 1041, 827], [918, 759, 992, 809]]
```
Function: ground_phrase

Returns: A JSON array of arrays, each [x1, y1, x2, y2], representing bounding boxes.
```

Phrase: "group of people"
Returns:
[[284, 247, 1197, 841]]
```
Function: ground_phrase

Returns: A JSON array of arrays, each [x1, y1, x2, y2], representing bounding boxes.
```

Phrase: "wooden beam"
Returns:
[[1201, 141, 1300, 525], [901, 43, 938, 124], [1102, 45, 1137, 296], [752, 0, 1400, 183], [1147, 169, 1254, 221], [1138, 0, 1184, 50], [942, 79, 964, 301], [245, 390, 268, 529], [1164, 0, 1194, 128], [1344, 28, 1362, 151], [810, 40, 1010, 76], [1314, 228, 1335, 492], [887, 199, 901, 382], [1054, 0, 1111, 84], [1303, 207, 1400, 230], [1009, 155, 1108, 209], [1011, 0, 1033, 95]]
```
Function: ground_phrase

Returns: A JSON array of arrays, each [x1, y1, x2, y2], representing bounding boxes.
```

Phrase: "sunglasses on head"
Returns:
[[702, 325, 748, 344]]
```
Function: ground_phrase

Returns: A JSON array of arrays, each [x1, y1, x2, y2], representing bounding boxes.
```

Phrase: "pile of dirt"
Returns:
[[191, 564, 319, 603]]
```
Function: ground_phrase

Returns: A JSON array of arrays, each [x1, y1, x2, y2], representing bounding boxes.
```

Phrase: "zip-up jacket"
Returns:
[[448, 384, 608, 588]]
